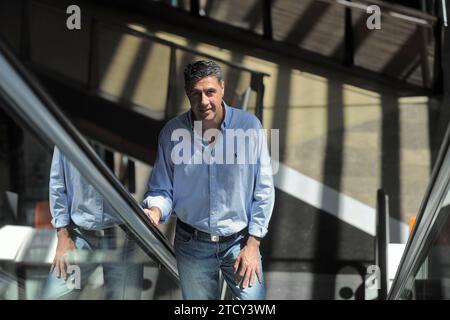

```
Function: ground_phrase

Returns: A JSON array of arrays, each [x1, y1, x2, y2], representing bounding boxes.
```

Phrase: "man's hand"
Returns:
[[50, 227, 76, 281], [143, 207, 161, 226], [233, 235, 262, 289]]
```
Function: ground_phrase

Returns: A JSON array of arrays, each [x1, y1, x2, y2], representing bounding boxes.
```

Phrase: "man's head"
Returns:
[[184, 60, 225, 125]]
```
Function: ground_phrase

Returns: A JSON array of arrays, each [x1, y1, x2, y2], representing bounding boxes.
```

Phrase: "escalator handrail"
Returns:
[[375, 189, 389, 300]]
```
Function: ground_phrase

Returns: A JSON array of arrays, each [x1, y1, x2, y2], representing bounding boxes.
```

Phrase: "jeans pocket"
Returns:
[[175, 227, 193, 244]]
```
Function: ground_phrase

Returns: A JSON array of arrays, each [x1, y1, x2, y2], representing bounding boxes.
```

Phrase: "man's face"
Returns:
[[186, 76, 225, 123]]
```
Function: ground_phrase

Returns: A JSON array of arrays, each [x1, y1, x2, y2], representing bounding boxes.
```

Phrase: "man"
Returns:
[[42, 146, 143, 299], [143, 60, 274, 299]]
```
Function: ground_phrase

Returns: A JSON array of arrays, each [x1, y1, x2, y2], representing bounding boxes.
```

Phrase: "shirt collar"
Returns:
[[221, 101, 231, 130]]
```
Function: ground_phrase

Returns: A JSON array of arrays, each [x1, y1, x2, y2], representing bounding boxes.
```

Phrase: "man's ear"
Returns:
[[221, 81, 225, 95]]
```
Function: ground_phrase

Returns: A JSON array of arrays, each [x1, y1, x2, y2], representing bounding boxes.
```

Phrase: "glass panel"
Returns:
[[405, 205, 450, 299], [0, 102, 180, 300]]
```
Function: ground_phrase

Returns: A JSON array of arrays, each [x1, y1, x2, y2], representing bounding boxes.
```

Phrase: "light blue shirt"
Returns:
[[49, 147, 121, 230], [143, 103, 275, 238]]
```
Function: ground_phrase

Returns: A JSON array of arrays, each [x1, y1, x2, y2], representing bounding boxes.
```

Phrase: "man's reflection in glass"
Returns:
[[41, 146, 143, 299]]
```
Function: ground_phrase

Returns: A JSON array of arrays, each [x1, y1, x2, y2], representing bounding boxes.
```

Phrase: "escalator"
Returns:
[[1, 0, 447, 300], [0, 36, 180, 299]]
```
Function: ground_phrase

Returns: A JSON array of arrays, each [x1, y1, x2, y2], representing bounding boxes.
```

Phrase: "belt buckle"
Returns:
[[95, 229, 105, 237], [211, 235, 219, 242]]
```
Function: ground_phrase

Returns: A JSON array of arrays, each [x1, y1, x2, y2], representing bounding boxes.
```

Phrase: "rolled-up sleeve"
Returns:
[[143, 129, 174, 223], [249, 122, 275, 238], [49, 147, 71, 228]]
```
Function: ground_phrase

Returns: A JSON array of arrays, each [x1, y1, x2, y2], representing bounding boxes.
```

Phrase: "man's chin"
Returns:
[[201, 113, 215, 122]]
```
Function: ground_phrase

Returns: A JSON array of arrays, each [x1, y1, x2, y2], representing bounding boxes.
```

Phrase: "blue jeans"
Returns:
[[174, 223, 265, 300], [41, 227, 143, 300]]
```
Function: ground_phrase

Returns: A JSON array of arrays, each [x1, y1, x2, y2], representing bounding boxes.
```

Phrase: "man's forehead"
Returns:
[[188, 76, 222, 90]]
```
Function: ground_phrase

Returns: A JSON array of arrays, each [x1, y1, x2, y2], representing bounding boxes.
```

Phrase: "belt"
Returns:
[[177, 219, 247, 243], [72, 226, 117, 238]]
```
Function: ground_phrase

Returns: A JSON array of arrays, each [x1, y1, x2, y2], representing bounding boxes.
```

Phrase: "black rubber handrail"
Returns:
[[375, 189, 389, 300]]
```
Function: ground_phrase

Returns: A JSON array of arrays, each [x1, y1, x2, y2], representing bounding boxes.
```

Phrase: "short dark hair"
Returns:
[[184, 60, 223, 89]]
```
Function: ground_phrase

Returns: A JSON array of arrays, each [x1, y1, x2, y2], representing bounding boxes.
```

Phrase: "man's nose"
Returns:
[[201, 93, 209, 106]]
